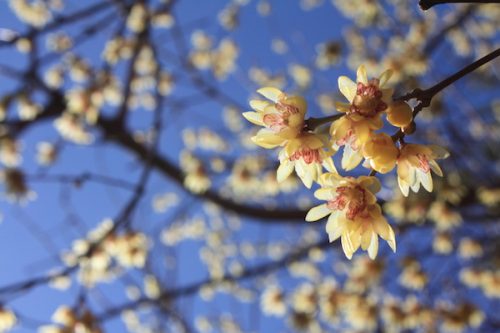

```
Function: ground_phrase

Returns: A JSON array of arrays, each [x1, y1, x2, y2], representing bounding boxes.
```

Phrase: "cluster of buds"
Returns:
[[243, 65, 449, 259]]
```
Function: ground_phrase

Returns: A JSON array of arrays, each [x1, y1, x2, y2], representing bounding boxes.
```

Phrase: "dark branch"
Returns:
[[397, 47, 500, 107], [419, 0, 500, 10]]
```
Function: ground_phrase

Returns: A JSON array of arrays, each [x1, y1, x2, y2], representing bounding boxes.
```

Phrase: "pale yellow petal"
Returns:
[[242, 111, 264, 125], [277, 160, 294, 182], [410, 180, 421, 193], [429, 160, 443, 177], [341, 233, 354, 260], [322, 157, 337, 173], [398, 177, 410, 197], [252, 131, 285, 148], [341, 144, 363, 171], [378, 69, 393, 88], [338, 76, 357, 103], [305, 203, 331, 222], [356, 64, 368, 84], [314, 188, 335, 200], [257, 87, 283, 103], [296, 161, 313, 188], [373, 214, 390, 240], [249, 99, 270, 111], [429, 145, 450, 159], [367, 232, 379, 259], [418, 169, 433, 192]]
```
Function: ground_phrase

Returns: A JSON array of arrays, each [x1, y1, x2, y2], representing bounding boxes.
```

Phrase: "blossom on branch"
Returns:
[[331, 65, 393, 170], [243, 87, 307, 147], [244, 87, 335, 188], [277, 133, 336, 188], [306, 174, 396, 259], [397, 143, 449, 196]]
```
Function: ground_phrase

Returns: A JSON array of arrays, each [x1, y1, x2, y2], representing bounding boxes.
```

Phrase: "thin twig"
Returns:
[[419, 0, 500, 10]]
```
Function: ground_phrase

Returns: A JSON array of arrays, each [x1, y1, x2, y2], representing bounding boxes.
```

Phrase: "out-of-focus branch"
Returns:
[[419, 0, 500, 10], [98, 116, 308, 222], [0, 1, 114, 47], [97, 237, 333, 321], [423, 4, 476, 54], [26, 172, 138, 191]]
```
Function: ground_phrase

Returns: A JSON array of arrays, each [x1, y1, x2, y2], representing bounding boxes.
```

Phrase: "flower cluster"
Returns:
[[39, 306, 102, 333], [243, 87, 336, 188], [62, 219, 149, 287], [243, 65, 449, 259]]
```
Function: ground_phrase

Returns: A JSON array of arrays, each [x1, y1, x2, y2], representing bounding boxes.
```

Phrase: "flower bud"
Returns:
[[386, 101, 413, 127]]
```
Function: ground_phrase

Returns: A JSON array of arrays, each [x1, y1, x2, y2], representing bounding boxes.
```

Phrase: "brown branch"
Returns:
[[419, 0, 500, 10], [97, 116, 308, 222], [26, 172, 138, 191], [304, 114, 343, 131], [97, 237, 333, 321], [396, 47, 500, 107], [0, 1, 114, 48], [370, 48, 500, 176], [423, 4, 476, 54]]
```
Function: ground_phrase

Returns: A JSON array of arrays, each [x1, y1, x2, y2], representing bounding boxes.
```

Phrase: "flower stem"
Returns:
[[304, 114, 343, 131], [419, 0, 500, 10], [373, 48, 500, 177], [396, 47, 500, 107]]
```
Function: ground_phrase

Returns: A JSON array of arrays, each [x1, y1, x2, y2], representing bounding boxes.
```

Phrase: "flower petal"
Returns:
[[367, 232, 379, 259], [429, 160, 443, 177], [305, 203, 331, 222], [252, 131, 285, 148], [418, 169, 433, 192], [249, 99, 270, 111], [356, 65, 368, 84], [277, 160, 294, 182], [429, 145, 449, 159], [378, 69, 393, 88], [341, 233, 354, 259], [338, 76, 357, 103], [242, 111, 264, 125], [341, 144, 363, 171], [257, 87, 283, 103]]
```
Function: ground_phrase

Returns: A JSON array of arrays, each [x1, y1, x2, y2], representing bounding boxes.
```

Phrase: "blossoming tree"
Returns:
[[0, 0, 499, 332]]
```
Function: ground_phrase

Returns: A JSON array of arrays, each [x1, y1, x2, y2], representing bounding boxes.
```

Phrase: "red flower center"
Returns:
[[416, 153, 430, 172], [350, 79, 387, 117], [327, 185, 367, 220], [262, 102, 301, 133], [289, 148, 322, 164]]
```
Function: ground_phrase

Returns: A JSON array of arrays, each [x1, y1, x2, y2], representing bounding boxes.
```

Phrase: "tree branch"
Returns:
[[419, 0, 500, 10], [397, 47, 500, 107]]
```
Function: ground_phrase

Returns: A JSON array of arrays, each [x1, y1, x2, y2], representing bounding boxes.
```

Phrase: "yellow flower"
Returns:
[[336, 65, 393, 120], [331, 65, 393, 170], [243, 87, 307, 148], [277, 133, 336, 188], [306, 174, 396, 259], [397, 144, 449, 196], [330, 114, 382, 170], [362, 133, 399, 173], [386, 101, 413, 128]]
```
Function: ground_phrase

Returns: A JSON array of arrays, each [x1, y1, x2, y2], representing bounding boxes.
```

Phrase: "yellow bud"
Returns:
[[362, 133, 398, 173], [386, 101, 413, 127]]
